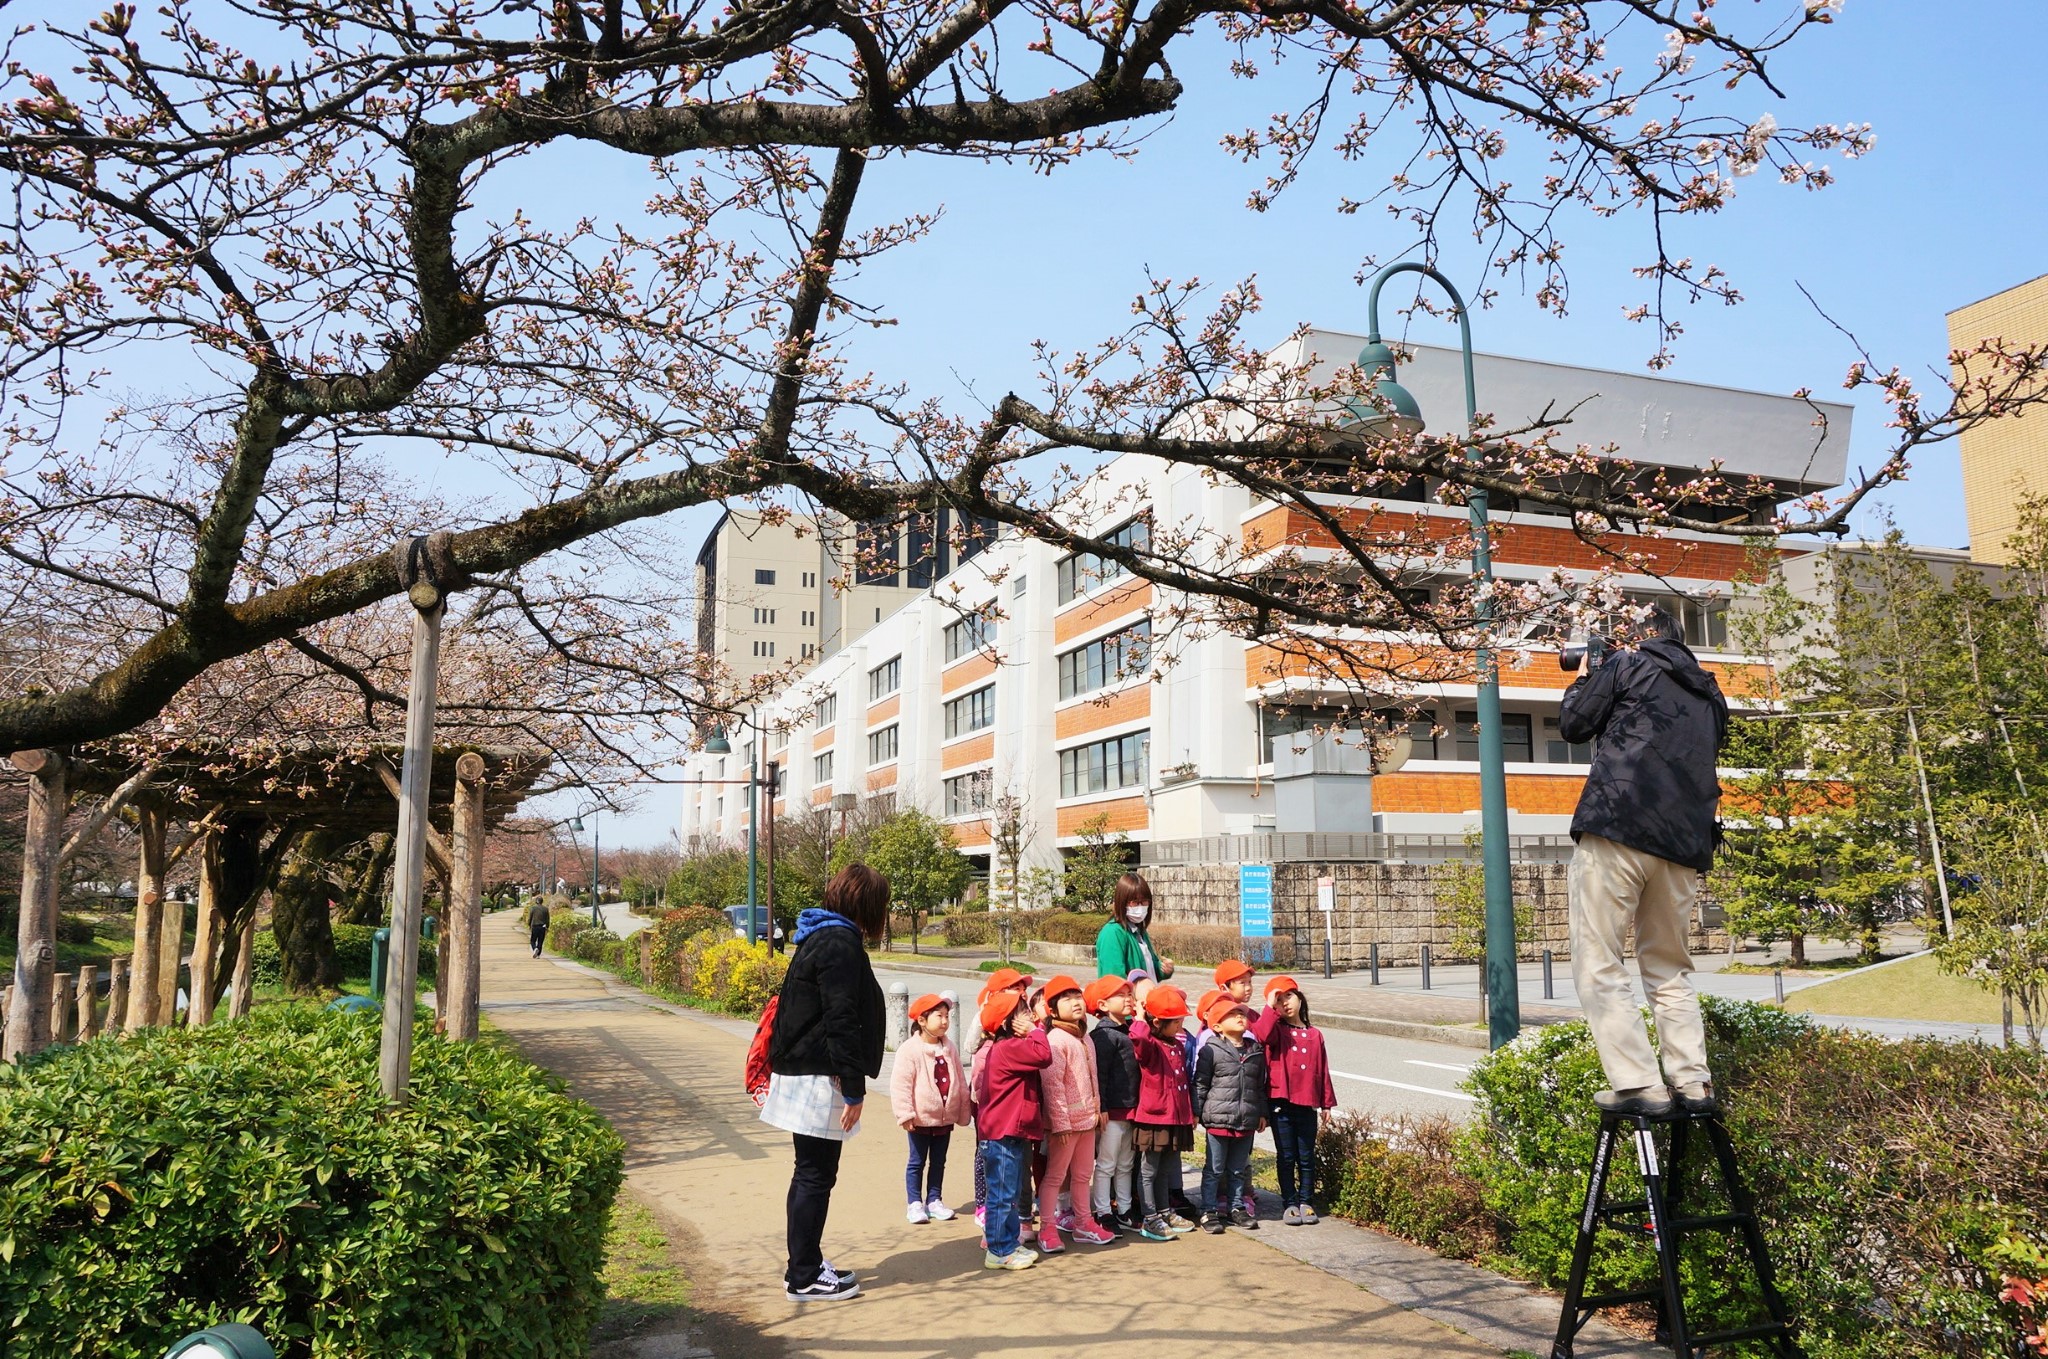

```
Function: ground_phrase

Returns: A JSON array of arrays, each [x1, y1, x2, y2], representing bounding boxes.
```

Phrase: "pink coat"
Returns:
[[890, 1036, 972, 1130], [1039, 1022, 1100, 1134]]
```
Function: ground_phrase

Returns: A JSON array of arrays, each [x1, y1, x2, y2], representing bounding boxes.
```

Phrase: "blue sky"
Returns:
[[528, 2, 2048, 844]]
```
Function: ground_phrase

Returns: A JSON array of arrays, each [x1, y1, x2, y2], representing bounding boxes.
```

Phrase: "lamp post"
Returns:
[[702, 723, 760, 946], [1343, 261, 1520, 1050], [586, 809, 602, 928]]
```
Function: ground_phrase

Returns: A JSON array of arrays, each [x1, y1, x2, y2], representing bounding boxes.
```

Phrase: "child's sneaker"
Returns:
[[786, 1273, 860, 1301], [926, 1198, 957, 1222], [974, 1205, 986, 1229], [983, 1249, 1037, 1271], [1229, 1207, 1259, 1231], [1199, 1212, 1226, 1235], [906, 1200, 930, 1224], [1073, 1223, 1117, 1246], [1138, 1215, 1175, 1242], [1055, 1208, 1076, 1233], [1037, 1231, 1066, 1255], [1242, 1191, 1258, 1217], [1165, 1212, 1198, 1234]]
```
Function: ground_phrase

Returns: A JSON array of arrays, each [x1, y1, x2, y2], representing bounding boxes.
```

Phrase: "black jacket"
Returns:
[[767, 924, 885, 1103], [1089, 1015, 1141, 1113], [1558, 636, 1729, 872], [1193, 1033, 1268, 1134]]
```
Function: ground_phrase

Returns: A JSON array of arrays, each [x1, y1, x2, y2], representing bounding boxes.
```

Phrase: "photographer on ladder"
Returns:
[[1558, 604, 1729, 1120]]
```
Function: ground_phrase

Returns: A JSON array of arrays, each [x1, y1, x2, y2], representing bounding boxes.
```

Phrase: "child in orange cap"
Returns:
[[1037, 975, 1115, 1249], [1208, 958, 1259, 1214], [1085, 975, 1140, 1231], [1194, 994, 1268, 1232], [1128, 985, 1197, 1240], [966, 967, 1032, 1229], [891, 994, 970, 1224], [974, 990, 1052, 1270], [1259, 976, 1337, 1225]]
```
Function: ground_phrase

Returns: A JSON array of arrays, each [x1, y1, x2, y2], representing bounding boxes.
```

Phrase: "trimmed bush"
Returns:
[[0, 1007, 623, 1358], [688, 937, 786, 1017], [643, 907, 730, 990], [940, 909, 1110, 949], [1316, 1110, 1495, 1261]]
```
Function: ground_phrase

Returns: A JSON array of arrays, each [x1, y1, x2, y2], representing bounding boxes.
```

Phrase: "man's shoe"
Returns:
[[1298, 1205, 1319, 1225], [1675, 1083, 1720, 1116], [1228, 1207, 1259, 1231], [822, 1259, 855, 1285], [1138, 1215, 1174, 1242], [1594, 1086, 1677, 1118], [786, 1273, 860, 1301], [1281, 1204, 1304, 1226], [1200, 1212, 1226, 1235]]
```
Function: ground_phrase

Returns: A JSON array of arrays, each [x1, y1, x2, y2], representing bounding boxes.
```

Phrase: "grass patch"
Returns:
[[1723, 954, 1899, 975], [976, 958, 1036, 974], [589, 1191, 694, 1348], [1, 910, 142, 977], [1783, 952, 2007, 1023]]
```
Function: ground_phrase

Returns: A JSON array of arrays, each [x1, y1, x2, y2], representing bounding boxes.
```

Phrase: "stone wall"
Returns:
[[1139, 860, 1725, 968]]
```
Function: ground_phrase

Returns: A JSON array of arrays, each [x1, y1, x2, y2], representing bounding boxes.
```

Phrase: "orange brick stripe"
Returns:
[[813, 724, 834, 750], [866, 766, 898, 792], [952, 822, 993, 849], [941, 732, 995, 771], [1056, 795, 1149, 837], [866, 695, 900, 727], [942, 651, 998, 694], [811, 787, 832, 806], [1055, 686, 1151, 740], [1247, 640, 1773, 700], [1372, 771, 1585, 816], [1055, 580, 1151, 644]]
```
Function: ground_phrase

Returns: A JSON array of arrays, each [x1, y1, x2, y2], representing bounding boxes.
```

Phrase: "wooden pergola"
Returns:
[[4, 740, 551, 1060]]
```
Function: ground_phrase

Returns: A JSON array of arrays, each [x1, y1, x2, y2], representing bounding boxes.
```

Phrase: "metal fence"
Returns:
[[1140, 831, 1578, 867]]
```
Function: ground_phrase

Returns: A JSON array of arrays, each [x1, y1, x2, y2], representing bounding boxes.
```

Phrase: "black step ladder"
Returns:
[[1551, 1105, 1803, 1358]]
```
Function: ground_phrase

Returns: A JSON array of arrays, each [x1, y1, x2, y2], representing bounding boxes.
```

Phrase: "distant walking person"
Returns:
[[761, 864, 888, 1302], [524, 896, 551, 957], [1558, 605, 1729, 1118]]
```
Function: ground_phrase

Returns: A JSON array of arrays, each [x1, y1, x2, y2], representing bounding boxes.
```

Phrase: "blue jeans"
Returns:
[[906, 1129, 951, 1204], [1203, 1132, 1253, 1215], [981, 1136, 1028, 1256], [1270, 1100, 1320, 1206]]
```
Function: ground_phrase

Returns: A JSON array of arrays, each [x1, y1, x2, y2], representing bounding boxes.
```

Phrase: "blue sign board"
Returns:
[[1238, 864, 1274, 939]]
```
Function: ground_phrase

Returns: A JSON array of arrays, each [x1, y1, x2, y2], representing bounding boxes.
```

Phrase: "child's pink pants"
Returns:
[[1039, 1128, 1102, 1248]]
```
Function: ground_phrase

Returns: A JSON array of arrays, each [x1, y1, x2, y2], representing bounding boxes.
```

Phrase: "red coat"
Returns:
[[1252, 1010, 1337, 1109], [1128, 1020, 1194, 1126], [975, 1028, 1053, 1140]]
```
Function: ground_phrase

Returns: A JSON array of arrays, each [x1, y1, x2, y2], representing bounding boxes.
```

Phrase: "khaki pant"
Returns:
[[1567, 833, 1711, 1093]]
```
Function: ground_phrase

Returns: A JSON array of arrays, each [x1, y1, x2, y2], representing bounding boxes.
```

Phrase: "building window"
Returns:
[[1056, 518, 1149, 604], [751, 640, 777, 658], [944, 770, 992, 817], [944, 611, 996, 661], [755, 568, 777, 585], [1544, 718, 1592, 764], [801, 642, 816, 659], [944, 684, 996, 739], [855, 521, 899, 587], [1623, 591, 1731, 651], [814, 751, 834, 782], [954, 511, 997, 566], [1013, 574, 1027, 598], [905, 511, 938, 589], [814, 694, 838, 727], [1058, 619, 1152, 700], [1405, 715, 1439, 760], [1454, 711, 1534, 764], [802, 571, 817, 588], [868, 656, 901, 700], [1059, 730, 1150, 798], [800, 609, 816, 626], [868, 724, 899, 764], [752, 607, 777, 625]]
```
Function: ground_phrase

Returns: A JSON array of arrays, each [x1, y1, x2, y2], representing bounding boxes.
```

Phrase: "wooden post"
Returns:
[[227, 913, 256, 1020], [187, 835, 222, 1027], [382, 554, 447, 1104], [50, 972, 73, 1044], [127, 806, 167, 1031], [157, 890, 186, 1026], [74, 964, 98, 1040], [6, 749, 68, 1062], [106, 956, 129, 1032], [445, 752, 487, 1040]]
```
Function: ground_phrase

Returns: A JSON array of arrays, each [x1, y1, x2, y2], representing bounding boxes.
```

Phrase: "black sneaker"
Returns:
[[1674, 1083, 1721, 1116], [1200, 1212, 1226, 1235], [786, 1272, 860, 1302], [1228, 1206, 1259, 1231]]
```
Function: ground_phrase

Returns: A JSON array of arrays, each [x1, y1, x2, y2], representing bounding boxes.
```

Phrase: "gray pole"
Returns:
[[746, 713, 760, 946], [381, 550, 447, 1105], [589, 812, 602, 927]]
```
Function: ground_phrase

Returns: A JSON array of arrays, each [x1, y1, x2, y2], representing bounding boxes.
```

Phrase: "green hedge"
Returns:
[[0, 1007, 623, 1358], [1318, 998, 2048, 1358], [251, 922, 435, 988]]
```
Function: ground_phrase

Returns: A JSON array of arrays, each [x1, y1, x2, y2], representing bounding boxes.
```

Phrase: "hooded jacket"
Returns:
[[975, 1027, 1053, 1141], [1089, 1014, 1141, 1115], [1039, 1020, 1101, 1134], [1558, 635, 1730, 873], [1193, 1031, 1268, 1134], [1128, 1019, 1195, 1127], [767, 909, 885, 1103]]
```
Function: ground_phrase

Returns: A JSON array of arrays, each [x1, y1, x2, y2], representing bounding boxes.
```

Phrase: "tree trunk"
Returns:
[[126, 805, 167, 1031], [187, 832, 221, 1026], [156, 890, 186, 1025], [443, 753, 485, 1040], [271, 831, 341, 994], [206, 814, 272, 1011], [5, 749, 67, 1062], [338, 833, 395, 925], [74, 963, 98, 1040], [227, 911, 256, 1019], [105, 955, 129, 1031], [1789, 932, 1808, 968]]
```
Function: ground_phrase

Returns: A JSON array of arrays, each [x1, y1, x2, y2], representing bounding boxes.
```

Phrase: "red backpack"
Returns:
[[744, 995, 780, 1106]]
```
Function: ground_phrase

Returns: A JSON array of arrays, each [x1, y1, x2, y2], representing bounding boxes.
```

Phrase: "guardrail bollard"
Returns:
[[940, 989, 958, 1032], [1542, 950, 1555, 1001], [1772, 969, 1784, 1004], [370, 928, 391, 1001], [1369, 943, 1380, 986], [1420, 944, 1432, 991], [885, 981, 909, 1051]]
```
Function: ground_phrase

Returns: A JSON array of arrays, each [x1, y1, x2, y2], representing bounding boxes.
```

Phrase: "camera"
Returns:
[[1558, 633, 1608, 673]]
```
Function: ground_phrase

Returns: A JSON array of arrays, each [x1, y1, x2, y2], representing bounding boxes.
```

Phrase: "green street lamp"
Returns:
[[1345, 261, 1521, 1050]]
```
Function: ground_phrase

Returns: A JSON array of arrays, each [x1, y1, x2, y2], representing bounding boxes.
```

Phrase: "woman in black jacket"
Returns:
[[761, 864, 888, 1301]]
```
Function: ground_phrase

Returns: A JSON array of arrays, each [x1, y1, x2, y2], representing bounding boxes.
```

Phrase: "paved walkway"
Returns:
[[479, 914, 1651, 1358]]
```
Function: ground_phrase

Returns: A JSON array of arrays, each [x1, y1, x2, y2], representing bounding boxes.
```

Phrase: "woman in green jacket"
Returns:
[[1094, 873, 1175, 981]]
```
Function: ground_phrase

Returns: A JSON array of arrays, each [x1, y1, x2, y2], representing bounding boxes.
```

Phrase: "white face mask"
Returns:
[[1126, 904, 1149, 925]]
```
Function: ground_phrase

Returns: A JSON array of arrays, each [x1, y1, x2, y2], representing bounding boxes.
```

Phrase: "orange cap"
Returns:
[[977, 967, 1026, 1002], [1083, 975, 1132, 1012], [1264, 975, 1302, 1001], [1143, 985, 1189, 1020], [1213, 958, 1254, 986], [1202, 994, 1249, 1029], [980, 990, 1024, 1035], [908, 993, 947, 1022], [1042, 974, 1084, 1004], [1195, 989, 1225, 1025]]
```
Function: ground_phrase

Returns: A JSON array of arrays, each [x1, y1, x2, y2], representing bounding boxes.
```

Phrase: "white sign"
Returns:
[[1317, 876, 1336, 913]]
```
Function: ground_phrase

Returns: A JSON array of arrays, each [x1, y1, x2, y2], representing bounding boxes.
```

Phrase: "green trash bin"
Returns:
[[369, 927, 390, 1000]]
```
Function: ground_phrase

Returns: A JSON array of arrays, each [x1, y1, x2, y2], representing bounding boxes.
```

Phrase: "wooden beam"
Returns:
[[74, 963, 99, 1041], [6, 749, 68, 1062], [105, 956, 129, 1032], [126, 806, 167, 1031], [381, 595, 444, 1104], [188, 833, 221, 1027], [374, 759, 454, 878], [445, 752, 487, 1040], [156, 892, 185, 1027], [227, 914, 256, 1020]]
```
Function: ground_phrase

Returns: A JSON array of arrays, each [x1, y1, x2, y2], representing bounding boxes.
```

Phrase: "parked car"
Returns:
[[723, 904, 784, 943]]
